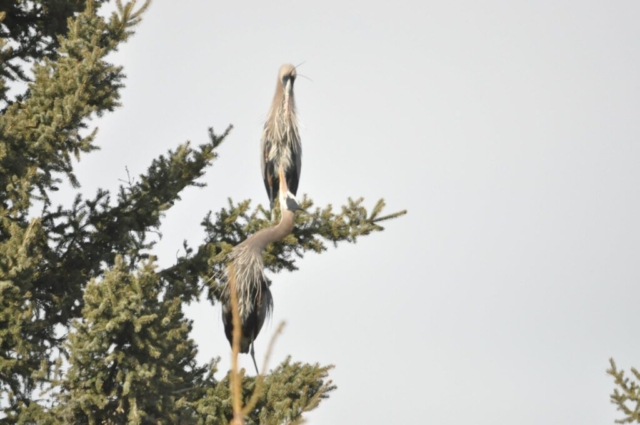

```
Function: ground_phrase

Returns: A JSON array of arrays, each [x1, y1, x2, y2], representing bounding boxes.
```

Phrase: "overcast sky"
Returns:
[[60, 1, 640, 423]]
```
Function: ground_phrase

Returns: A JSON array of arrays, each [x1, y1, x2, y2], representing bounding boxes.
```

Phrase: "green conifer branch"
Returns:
[[194, 196, 407, 300], [187, 357, 335, 424], [0, 216, 51, 420], [608, 358, 640, 424], [1, 1, 151, 211], [0, 2, 89, 93], [57, 256, 206, 423]]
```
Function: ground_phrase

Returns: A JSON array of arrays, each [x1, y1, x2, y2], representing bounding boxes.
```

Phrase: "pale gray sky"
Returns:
[[62, 1, 640, 423]]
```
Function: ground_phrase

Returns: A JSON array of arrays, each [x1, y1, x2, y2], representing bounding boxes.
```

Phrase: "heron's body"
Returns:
[[261, 64, 302, 209], [221, 176, 301, 372]]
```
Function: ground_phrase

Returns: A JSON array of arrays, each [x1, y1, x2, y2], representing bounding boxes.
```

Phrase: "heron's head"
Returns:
[[278, 63, 297, 94], [280, 190, 303, 213]]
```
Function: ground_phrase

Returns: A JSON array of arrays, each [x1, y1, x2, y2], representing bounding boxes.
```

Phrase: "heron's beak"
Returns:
[[278, 168, 288, 193], [285, 78, 293, 95]]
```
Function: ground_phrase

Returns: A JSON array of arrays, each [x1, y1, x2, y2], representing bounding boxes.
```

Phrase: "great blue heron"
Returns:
[[222, 171, 302, 374], [261, 63, 302, 211]]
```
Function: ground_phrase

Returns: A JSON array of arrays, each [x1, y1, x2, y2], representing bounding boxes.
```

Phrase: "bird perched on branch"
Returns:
[[261, 63, 302, 211], [222, 170, 303, 374]]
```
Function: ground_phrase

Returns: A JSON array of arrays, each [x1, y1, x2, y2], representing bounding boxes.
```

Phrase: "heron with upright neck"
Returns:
[[222, 170, 303, 374], [260, 63, 302, 211]]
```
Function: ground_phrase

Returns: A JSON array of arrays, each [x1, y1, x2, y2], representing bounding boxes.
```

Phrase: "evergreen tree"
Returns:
[[0, 1, 406, 423]]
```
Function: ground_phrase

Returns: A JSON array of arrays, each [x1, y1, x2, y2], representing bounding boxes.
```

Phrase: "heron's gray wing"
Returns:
[[286, 148, 302, 196], [260, 134, 277, 208], [221, 302, 233, 347], [255, 281, 273, 337], [259, 133, 267, 180], [223, 297, 257, 354]]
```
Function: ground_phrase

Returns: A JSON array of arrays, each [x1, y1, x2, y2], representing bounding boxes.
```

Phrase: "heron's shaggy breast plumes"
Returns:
[[262, 95, 301, 173], [222, 244, 272, 322]]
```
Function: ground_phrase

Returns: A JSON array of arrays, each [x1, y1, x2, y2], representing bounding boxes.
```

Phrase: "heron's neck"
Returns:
[[245, 209, 295, 253], [269, 83, 295, 122]]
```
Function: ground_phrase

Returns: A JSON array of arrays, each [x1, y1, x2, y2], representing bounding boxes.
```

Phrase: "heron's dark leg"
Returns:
[[250, 342, 260, 375]]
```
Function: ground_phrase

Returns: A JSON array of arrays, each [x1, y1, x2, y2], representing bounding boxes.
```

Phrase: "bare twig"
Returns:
[[228, 264, 245, 425], [242, 321, 286, 416], [20, 218, 40, 251]]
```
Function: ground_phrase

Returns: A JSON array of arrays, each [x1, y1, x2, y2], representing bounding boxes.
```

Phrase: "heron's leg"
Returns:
[[250, 342, 260, 375]]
